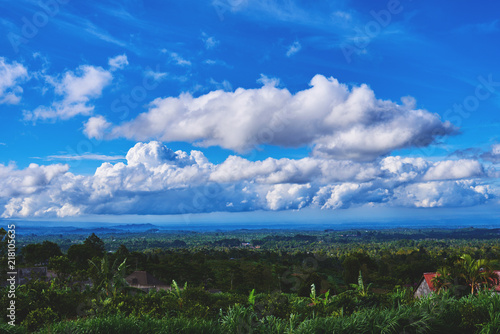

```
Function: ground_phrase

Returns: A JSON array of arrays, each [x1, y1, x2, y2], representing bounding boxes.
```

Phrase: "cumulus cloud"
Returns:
[[394, 180, 490, 208], [84, 115, 112, 139], [104, 75, 456, 161], [24, 62, 114, 121], [422, 159, 484, 181], [0, 57, 28, 104], [0, 142, 495, 218], [0, 163, 69, 198], [266, 183, 311, 210], [108, 54, 129, 70]]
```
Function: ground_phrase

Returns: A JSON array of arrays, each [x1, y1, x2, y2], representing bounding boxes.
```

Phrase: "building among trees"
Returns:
[[125, 271, 171, 292]]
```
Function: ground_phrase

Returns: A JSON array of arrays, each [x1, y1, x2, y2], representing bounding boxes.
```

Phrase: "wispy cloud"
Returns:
[[161, 49, 192, 67], [201, 32, 220, 50], [286, 41, 302, 57], [45, 153, 125, 161], [49, 11, 129, 49], [203, 59, 232, 68], [144, 68, 168, 81]]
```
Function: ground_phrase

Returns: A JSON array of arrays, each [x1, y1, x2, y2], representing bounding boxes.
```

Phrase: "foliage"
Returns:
[[220, 304, 258, 333], [6, 228, 500, 333], [21, 307, 58, 332], [21, 241, 62, 265], [350, 270, 372, 297], [37, 314, 220, 334]]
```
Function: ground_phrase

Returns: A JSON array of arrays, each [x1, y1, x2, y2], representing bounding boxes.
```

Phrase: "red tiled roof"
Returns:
[[423, 270, 500, 292], [423, 272, 438, 291], [493, 271, 500, 291]]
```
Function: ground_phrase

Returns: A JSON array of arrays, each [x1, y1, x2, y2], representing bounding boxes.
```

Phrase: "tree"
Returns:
[[431, 267, 453, 294], [67, 244, 95, 268], [49, 255, 73, 281], [458, 254, 498, 294], [68, 234, 105, 267], [0, 228, 8, 258], [22, 241, 62, 264], [84, 233, 105, 257], [114, 244, 130, 263]]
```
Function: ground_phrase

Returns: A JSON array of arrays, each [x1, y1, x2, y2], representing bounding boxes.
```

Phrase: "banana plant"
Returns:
[[171, 279, 188, 308], [350, 270, 372, 297]]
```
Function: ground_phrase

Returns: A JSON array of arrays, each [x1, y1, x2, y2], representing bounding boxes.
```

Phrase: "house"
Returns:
[[414, 271, 500, 298], [414, 272, 437, 298], [0, 267, 56, 286], [125, 271, 171, 292]]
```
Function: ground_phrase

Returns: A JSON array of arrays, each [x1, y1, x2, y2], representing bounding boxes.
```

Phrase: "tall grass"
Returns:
[[10, 290, 500, 333], [0, 323, 28, 334], [37, 314, 220, 334]]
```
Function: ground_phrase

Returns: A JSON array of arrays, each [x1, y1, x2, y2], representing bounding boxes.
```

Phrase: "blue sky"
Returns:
[[0, 0, 500, 224]]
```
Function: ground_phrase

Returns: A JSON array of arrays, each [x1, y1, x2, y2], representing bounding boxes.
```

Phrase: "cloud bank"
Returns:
[[0, 141, 493, 218]]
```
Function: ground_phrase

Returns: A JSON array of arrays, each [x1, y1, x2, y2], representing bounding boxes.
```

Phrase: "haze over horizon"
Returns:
[[1, 1, 500, 225]]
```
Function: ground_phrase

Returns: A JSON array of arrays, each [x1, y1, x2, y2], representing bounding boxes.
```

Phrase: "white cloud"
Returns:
[[422, 159, 484, 181], [24, 62, 114, 121], [0, 163, 69, 198], [0, 141, 494, 218], [108, 54, 129, 70], [0, 57, 28, 104], [313, 183, 373, 209], [286, 41, 302, 57], [162, 49, 191, 66], [84, 115, 112, 139], [201, 32, 219, 50], [203, 59, 231, 68], [145, 69, 168, 81], [106, 75, 456, 161], [394, 180, 490, 208], [266, 183, 311, 210]]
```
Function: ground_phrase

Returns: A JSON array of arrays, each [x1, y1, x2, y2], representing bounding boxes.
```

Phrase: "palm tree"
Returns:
[[431, 267, 453, 294], [458, 254, 498, 294]]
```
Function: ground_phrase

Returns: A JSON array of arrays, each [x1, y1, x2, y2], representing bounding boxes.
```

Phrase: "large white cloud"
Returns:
[[0, 141, 495, 218], [103, 75, 456, 161], [0, 57, 28, 104]]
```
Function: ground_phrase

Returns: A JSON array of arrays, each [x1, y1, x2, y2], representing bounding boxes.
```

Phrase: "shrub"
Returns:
[[21, 307, 58, 332]]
